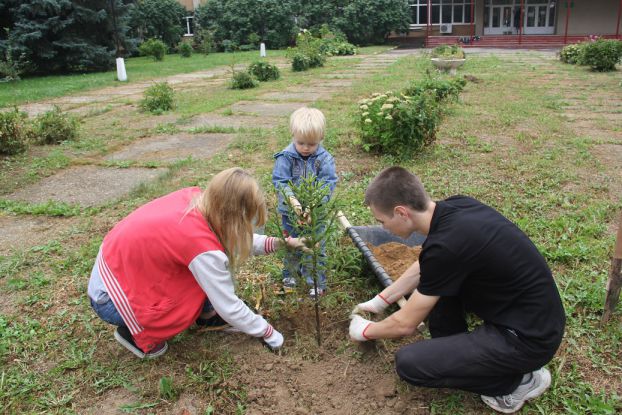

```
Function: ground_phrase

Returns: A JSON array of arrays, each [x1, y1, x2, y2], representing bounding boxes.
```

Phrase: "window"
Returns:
[[410, 0, 474, 26], [184, 16, 194, 36]]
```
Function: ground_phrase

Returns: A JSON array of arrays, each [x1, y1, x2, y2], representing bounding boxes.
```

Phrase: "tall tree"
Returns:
[[128, 0, 186, 48], [5, 0, 137, 75]]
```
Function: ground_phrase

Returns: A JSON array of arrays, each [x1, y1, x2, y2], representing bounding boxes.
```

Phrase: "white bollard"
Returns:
[[116, 57, 127, 82], [260, 43, 266, 58]]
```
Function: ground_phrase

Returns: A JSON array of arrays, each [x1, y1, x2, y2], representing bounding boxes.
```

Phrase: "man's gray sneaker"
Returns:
[[481, 367, 551, 413]]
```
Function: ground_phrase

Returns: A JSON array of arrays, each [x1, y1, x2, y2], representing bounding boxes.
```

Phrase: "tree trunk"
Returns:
[[602, 212, 622, 323]]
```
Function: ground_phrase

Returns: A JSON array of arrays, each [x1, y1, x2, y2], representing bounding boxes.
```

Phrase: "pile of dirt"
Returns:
[[369, 242, 422, 281]]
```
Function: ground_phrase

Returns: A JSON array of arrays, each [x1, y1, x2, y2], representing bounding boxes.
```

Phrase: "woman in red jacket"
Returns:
[[87, 167, 305, 358]]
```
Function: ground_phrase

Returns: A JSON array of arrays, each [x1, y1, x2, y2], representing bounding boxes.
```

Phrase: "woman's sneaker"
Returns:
[[481, 367, 551, 413], [308, 287, 326, 299], [114, 326, 168, 359]]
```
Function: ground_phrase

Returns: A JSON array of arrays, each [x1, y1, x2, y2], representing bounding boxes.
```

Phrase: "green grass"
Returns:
[[1, 47, 621, 414]]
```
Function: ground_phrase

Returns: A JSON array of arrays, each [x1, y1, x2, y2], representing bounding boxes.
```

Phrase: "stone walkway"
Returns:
[[1, 49, 412, 254]]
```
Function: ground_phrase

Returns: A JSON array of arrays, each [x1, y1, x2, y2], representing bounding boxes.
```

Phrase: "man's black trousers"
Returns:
[[394, 297, 556, 396]]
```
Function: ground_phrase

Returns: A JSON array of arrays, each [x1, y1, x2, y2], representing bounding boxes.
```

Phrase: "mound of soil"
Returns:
[[369, 242, 422, 281]]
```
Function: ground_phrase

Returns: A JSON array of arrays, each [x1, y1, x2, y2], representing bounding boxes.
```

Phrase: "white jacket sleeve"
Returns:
[[189, 251, 273, 338], [252, 234, 279, 255]]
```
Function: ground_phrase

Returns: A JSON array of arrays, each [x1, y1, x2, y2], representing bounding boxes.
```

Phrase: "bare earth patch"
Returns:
[[590, 144, 622, 200], [7, 166, 166, 207], [0, 214, 78, 255]]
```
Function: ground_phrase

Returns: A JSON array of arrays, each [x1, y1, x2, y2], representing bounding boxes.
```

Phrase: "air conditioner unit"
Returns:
[[439, 24, 453, 34]]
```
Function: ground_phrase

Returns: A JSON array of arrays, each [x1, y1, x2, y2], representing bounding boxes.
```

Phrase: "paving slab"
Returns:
[[0, 215, 77, 256], [309, 80, 353, 88], [180, 113, 282, 130], [18, 103, 58, 117], [106, 132, 235, 162], [257, 91, 330, 101], [7, 166, 166, 207], [231, 101, 308, 117]]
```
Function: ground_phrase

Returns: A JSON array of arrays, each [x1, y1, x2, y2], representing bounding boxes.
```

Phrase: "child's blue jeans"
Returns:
[[281, 215, 326, 290], [90, 296, 215, 327]]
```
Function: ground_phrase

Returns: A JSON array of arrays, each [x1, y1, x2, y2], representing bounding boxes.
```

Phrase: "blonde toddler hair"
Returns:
[[195, 167, 267, 270], [289, 107, 326, 143]]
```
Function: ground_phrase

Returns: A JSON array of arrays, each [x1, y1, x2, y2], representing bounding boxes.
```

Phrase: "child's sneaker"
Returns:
[[308, 287, 326, 299], [481, 367, 551, 413], [114, 326, 168, 359]]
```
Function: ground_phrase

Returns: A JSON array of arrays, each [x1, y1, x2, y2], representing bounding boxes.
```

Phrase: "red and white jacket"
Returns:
[[96, 187, 278, 352]]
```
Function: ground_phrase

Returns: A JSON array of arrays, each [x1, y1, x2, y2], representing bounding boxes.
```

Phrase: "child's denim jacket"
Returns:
[[272, 143, 338, 215]]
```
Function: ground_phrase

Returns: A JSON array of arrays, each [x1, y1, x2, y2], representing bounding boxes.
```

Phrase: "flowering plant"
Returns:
[[358, 90, 441, 158]]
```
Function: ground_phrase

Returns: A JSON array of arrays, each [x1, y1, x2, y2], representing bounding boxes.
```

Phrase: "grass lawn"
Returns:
[[0, 47, 621, 414]]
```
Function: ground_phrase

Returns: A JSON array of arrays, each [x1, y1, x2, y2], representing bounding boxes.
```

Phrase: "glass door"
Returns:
[[484, 0, 515, 35], [524, 1, 555, 34]]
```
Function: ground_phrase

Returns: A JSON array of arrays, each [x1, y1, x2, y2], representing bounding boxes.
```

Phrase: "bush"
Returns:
[[317, 25, 357, 56], [194, 0, 296, 51], [31, 106, 79, 145], [431, 45, 465, 59], [128, 0, 186, 48], [221, 39, 239, 53], [404, 77, 466, 103], [248, 61, 280, 81], [194, 28, 215, 54], [229, 71, 258, 89], [560, 43, 585, 64], [0, 107, 30, 155], [333, 0, 410, 45], [140, 82, 175, 113], [178, 42, 193, 58], [358, 91, 442, 158], [581, 39, 622, 71], [291, 53, 311, 72], [139, 38, 167, 61]]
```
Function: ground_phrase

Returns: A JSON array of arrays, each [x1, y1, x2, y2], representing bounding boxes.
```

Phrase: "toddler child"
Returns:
[[272, 107, 338, 297]]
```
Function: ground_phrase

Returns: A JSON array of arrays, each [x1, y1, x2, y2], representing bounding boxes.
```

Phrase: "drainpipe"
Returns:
[[616, 0, 622, 38], [519, 0, 524, 45], [426, 0, 431, 47], [470, 0, 475, 39], [564, 0, 570, 44]]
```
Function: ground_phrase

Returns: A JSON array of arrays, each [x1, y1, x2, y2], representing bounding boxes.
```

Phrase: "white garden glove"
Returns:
[[352, 294, 391, 315], [349, 314, 373, 342], [285, 236, 312, 253], [263, 325, 284, 350]]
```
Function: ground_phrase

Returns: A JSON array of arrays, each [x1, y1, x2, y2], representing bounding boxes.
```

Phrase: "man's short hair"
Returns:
[[364, 167, 430, 214], [289, 107, 325, 143]]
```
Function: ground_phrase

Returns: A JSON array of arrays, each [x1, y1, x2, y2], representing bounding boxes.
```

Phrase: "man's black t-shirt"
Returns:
[[418, 196, 565, 352]]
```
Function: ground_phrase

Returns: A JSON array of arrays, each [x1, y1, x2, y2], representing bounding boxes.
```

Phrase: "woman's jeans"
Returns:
[[90, 296, 214, 327]]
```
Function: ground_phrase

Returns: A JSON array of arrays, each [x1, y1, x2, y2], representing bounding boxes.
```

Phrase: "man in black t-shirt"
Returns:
[[349, 167, 565, 414]]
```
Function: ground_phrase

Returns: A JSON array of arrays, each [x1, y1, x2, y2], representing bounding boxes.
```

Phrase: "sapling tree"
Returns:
[[277, 174, 340, 346]]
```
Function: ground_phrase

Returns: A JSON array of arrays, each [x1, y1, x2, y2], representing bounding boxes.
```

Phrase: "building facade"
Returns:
[[400, 0, 622, 47]]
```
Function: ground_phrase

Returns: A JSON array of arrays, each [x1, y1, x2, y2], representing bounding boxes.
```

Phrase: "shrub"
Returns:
[[358, 91, 442, 158], [560, 43, 586, 64], [291, 53, 311, 72], [178, 42, 193, 58], [221, 39, 239, 53], [581, 39, 622, 71], [0, 107, 30, 155], [31, 106, 79, 145], [139, 38, 167, 61], [229, 71, 258, 89], [333, 0, 410, 45], [404, 77, 466, 103], [194, 28, 215, 54], [431, 45, 465, 59], [317, 26, 357, 56], [248, 61, 280, 81], [140, 82, 175, 113]]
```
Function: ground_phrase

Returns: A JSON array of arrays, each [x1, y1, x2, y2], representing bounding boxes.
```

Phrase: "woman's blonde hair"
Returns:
[[195, 167, 267, 270]]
